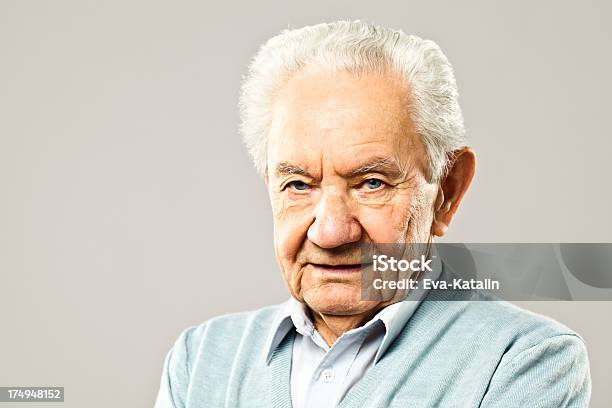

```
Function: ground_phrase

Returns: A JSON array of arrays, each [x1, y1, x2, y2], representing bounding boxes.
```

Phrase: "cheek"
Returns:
[[359, 189, 435, 243], [358, 188, 415, 242], [272, 204, 314, 300], [273, 203, 313, 264], [359, 205, 409, 243]]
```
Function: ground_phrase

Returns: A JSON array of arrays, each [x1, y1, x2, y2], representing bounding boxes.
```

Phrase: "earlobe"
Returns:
[[432, 219, 448, 237], [432, 203, 452, 237]]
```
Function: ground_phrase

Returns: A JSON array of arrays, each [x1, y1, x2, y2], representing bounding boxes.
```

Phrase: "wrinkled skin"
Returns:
[[265, 69, 476, 345]]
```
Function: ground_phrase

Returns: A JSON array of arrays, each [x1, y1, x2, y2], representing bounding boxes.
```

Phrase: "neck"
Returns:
[[310, 310, 377, 347]]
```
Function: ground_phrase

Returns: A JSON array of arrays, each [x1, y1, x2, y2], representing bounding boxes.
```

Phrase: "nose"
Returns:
[[307, 191, 362, 248]]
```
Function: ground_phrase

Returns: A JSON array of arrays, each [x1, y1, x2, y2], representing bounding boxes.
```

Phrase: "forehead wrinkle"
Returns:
[[276, 70, 411, 131], [269, 70, 422, 183]]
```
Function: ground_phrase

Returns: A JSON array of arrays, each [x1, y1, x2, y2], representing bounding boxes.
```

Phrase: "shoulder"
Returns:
[[469, 291, 579, 331], [416, 289, 589, 377], [173, 302, 286, 356], [460, 299, 592, 406], [419, 265, 586, 355], [410, 292, 590, 405], [161, 303, 286, 387], [423, 287, 584, 346], [156, 303, 288, 407], [462, 292, 585, 357]]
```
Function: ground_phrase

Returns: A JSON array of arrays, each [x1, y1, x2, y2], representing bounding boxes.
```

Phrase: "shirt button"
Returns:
[[321, 368, 335, 383]]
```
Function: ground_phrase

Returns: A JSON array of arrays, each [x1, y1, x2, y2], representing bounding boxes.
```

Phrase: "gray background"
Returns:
[[1, 1, 610, 407]]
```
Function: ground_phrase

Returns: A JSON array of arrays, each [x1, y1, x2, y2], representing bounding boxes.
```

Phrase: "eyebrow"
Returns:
[[274, 156, 406, 180], [345, 156, 406, 179], [275, 162, 314, 178]]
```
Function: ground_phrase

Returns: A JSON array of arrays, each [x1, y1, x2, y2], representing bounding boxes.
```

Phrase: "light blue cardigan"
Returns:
[[155, 280, 591, 407]]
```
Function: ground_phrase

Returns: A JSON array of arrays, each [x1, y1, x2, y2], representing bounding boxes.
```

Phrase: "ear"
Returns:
[[431, 147, 476, 237], [263, 173, 269, 186]]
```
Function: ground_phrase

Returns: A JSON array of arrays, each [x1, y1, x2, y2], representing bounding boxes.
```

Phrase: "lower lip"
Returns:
[[311, 264, 370, 274]]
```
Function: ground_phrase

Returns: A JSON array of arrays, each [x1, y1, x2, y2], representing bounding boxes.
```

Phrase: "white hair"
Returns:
[[239, 20, 467, 182]]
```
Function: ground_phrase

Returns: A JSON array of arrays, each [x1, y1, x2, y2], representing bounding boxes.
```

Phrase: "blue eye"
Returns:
[[364, 178, 384, 189], [288, 181, 309, 191]]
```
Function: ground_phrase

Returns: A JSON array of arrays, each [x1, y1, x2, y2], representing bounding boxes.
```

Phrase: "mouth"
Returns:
[[310, 262, 371, 274]]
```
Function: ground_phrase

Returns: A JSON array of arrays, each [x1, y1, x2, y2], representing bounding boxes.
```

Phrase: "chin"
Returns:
[[303, 283, 373, 316]]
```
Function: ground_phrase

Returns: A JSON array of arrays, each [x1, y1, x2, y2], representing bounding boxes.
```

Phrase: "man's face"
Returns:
[[266, 69, 439, 317]]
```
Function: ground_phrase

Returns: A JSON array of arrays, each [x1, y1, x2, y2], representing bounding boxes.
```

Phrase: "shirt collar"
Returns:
[[264, 299, 298, 364], [264, 251, 442, 364]]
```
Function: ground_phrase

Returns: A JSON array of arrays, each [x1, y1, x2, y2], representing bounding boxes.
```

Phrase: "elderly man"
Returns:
[[155, 21, 590, 407]]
